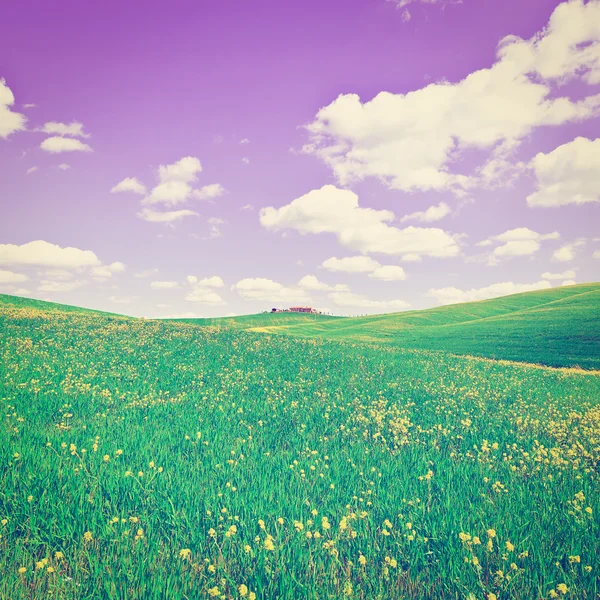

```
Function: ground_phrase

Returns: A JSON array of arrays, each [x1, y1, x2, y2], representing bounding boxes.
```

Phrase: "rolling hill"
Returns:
[[172, 282, 600, 368], [2, 281, 599, 368]]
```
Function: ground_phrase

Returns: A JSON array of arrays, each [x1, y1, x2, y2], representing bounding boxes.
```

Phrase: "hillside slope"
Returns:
[[173, 283, 600, 368]]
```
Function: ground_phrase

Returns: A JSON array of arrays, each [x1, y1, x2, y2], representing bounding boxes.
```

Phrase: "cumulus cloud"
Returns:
[[527, 137, 600, 207], [477, 227, 560, 264], [427, 280, 551, 306], [135, 268, 159, 279], [111, 177, 147, 195], [370, 265, 407, 281], [232, 278, 312, 304], [40, 136, 92, 153], [207, 217, 226, 239], [58, 163, 70, 170], [298, 275, 349, 292], [0, 285, 31, 296], [0, 240, 100, 268], [193, 183, 226, 201], [0, 269, 28, 284], [38, 279, 86, 293], [150, 281, 179, 289], [541, 270, 576, 281], [322, 255, 406, 281], [400, 202, 451, 223], [0, 79, 26, 138], [261, 185, 461, 259], [184, 289, 225, 305], [184, 275, 226, 304], [552, 240, 585, 262], [328, 291, 410, 312], [305, 1, 600, 194], [125, 157, 223, 223], [322, 256, 382, 273], [138, 208, 199, 223], [91, 262, 125, 280], [40, 121, 88, 138]]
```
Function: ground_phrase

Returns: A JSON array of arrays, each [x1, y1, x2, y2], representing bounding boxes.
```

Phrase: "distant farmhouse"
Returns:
[[271, 306, 321, 314]]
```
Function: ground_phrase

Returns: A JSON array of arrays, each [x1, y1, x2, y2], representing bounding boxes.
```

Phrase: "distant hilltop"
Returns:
[[270, 306, 321, 314]]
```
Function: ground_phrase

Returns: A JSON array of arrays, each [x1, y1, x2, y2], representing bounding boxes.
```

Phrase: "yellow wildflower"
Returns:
[[238, 584, 248, 597]]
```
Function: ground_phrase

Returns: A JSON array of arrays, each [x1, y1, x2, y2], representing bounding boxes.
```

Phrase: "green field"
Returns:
[[1, 287, 599, 599], [174, 283, 600, 369]]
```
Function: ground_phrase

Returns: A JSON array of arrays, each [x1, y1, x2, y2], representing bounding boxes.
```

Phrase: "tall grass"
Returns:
[[1, 302, 599, 599]]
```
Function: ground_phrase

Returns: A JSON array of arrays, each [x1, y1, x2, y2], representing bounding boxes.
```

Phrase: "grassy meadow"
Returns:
[[177, 283, 600, 370], [1, 289, 599, 599]]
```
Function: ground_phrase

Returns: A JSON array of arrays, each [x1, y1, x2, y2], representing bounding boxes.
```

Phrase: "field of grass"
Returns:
[[174, 283, 600, 369], [1, 293, 599, 599]]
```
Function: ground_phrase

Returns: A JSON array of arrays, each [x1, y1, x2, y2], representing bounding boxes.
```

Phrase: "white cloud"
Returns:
[[400, 202, 451, 223], [305, 1, 600, 194], [561, 279, 577, 287], [241, 157, 250, 164], [158, 156, 202, 183], [184, 275, 226, 304], [0, 79, 26, 138], [0, 269, 28, 284], [298, 275, 349, 292], [427, 280, 551, 306], [197, 276, 224, 288], [322, 256, 381, 273], [552, 240, 585, 263], [40, 136, 92, 153], [0, 285, 31, 296], [111, 177, 147, 195], [206, 217, 226, 239], [594, 250, 600, 259], [232, 278, 312, 304], [328, 291, 410, 312], [401, 253, 422, 262], [134, 268, 159, 279], [241, 204, 254, 211], [479, 227, 560, 264], [138, 208, 198, 223], [150, 281, 179, 289], [193, 183, 226, 201], [26, 166, 38, 174], [138, 157, 207, 208], [370, 265, 407, 281], [322, 255, 407, 282], [184, 289, 225, 305], [58, 163, 70, 170], [40, 121, 88, 138], [38, 279, 86, 293], [91, 262, 125, 280], [527, 137, 600, 207], [261, 185, 461, 258], [541, 270, 576, 281], [0, 240, 100, 268], [42, 269, 74, 281]]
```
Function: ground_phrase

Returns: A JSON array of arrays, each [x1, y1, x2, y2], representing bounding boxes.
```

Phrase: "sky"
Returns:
[[1, 0, 599, 317]]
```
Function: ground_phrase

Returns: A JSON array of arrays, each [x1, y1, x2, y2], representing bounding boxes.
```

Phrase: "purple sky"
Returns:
[[1, 0, 599, 317]]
